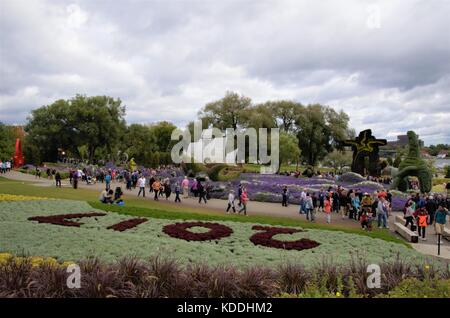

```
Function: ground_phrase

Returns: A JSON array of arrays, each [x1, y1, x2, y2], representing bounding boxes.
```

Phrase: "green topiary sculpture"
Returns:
[[393, 131, 432, 193]]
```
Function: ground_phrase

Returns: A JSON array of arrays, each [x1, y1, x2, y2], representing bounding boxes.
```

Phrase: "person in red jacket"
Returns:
[[239, 188, 248, 216], [416, 208, 429, 241]]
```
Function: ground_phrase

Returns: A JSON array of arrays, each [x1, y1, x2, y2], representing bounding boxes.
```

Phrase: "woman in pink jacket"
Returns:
[[239, 188, 248, 216], [324, 193, 332, 224]]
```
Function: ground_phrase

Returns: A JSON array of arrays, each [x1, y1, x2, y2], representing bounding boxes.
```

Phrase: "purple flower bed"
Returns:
[[168, 173, 410, 211]]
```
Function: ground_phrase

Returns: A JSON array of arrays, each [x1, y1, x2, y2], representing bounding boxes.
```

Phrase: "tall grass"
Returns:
[[1, 254, 448, 298]]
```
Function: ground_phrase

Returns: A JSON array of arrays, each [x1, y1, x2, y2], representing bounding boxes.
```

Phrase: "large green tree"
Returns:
[[122, 124, 157, 166], [198, 91, 251, 130], [295, 104, 350, 166], [25, 95, 126, 163], [279, 131, 301, 166], [323, 149, 353, 173], [0, 123, 15, 160], [268, 100, 303, 132], [148, 121, 178, 153]]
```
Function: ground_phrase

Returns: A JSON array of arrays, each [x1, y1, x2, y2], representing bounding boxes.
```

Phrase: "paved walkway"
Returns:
[[3, 170, 450, 261]]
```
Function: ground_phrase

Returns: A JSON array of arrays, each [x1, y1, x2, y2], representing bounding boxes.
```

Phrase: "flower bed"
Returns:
[[0, 194, 50, 201], [28, 212, 107, 227], [171, 173, 403, 208], [250, 225, 320, 250], [163, 222, 233, 241], [107, 218, 148, 232], [0, 198, 439, 268]]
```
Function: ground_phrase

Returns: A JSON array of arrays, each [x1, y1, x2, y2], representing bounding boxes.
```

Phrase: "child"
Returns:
[[360, 210, 372, 231], [416, 208, 429, 241], [324, 194, 332, 224]]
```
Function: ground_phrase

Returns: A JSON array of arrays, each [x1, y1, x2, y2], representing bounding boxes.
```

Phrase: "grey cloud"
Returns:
[[0, 0, 449, 144]]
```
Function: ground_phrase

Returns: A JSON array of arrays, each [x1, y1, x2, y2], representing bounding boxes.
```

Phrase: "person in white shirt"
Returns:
[[226, 190, 236, 214], [137, 176, 146, 197]]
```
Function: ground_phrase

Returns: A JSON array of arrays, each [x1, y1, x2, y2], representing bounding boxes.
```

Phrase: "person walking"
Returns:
[[324, 194, 332, 224], [434, 204, 450, 244], [174, 183, 181, 203], [282, 186, 289, 207], [416, 208, 429, 241], [55, 171, 62, 188], [350, 192, 360, 220], [182, 176, 190, 198], [299, 189, 307, 214], [425, 195, 437, 225], [192, 179, 198, 197], [318, 189, 325, 212], [105, 173, 112, 191], [376, 196, 390, 229], [239, 188, 248, 215], [149, 176, 155, 193], [197, 181, 207, 204], [404, 200, 416, 231], [226, 190, 236, 214], [137, 175, 146, 197], [237, 184, 243, 208], [73, 170, 80, 189], [152, 179, 161, 201], [164, 179, 172, 200], [305, 193, 314, 222]]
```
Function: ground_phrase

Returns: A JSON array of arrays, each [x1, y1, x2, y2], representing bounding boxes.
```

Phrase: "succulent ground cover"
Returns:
[[0, 198, 437, 269]]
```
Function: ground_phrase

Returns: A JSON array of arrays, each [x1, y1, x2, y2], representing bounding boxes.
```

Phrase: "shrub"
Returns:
[[339, 172, 365, 183], [206, 164, 227, 181], [380, 278, 450, 298], [1, 254, 449, 298], [445, 165, 450, 178]]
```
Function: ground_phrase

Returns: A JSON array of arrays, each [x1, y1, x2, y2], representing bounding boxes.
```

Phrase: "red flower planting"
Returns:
[[107, 218, 148, 232], [163, 221, 233, 241], [28, 213, 106, 227], [250, 225, 320, 250]]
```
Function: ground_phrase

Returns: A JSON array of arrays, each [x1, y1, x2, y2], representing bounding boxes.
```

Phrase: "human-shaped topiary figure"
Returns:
[[393, 131, 432, 193]]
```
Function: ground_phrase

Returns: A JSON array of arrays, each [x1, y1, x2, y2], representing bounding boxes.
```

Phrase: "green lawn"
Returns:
[[0, 176, 409, 247]]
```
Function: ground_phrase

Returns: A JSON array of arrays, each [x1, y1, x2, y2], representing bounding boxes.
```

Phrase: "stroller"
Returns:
[[86, 175, 96, 185]]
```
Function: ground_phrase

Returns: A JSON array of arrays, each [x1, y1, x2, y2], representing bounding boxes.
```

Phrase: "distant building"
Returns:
[[437, 150, 448, 159], [386, 134, 424, 148], [421, 149, 431, 158]]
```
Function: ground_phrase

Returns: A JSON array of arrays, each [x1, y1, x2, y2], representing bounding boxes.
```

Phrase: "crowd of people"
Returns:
[[287, 186, 395, 229], [0, 160, 12, 173], [281, 185, 450, 240], [12, 162, 450, 237], [402, 193, 450, 242]]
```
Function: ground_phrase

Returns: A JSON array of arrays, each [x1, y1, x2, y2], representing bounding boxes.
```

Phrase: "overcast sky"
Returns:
[[0, 0, 449, 145]]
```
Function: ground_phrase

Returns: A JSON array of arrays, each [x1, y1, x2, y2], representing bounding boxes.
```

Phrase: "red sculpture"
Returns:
[[13, 138, 24, 168]]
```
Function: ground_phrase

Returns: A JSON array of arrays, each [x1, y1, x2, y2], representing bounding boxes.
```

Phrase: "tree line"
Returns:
[[2, 92, 355, 167]]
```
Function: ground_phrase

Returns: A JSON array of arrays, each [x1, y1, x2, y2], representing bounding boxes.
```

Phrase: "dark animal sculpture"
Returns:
[[344, 129, 387, 177]]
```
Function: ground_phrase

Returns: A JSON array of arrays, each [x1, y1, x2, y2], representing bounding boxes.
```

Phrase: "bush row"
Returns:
[[1, 254, 449, 298], [17, 168, 70, 179]]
